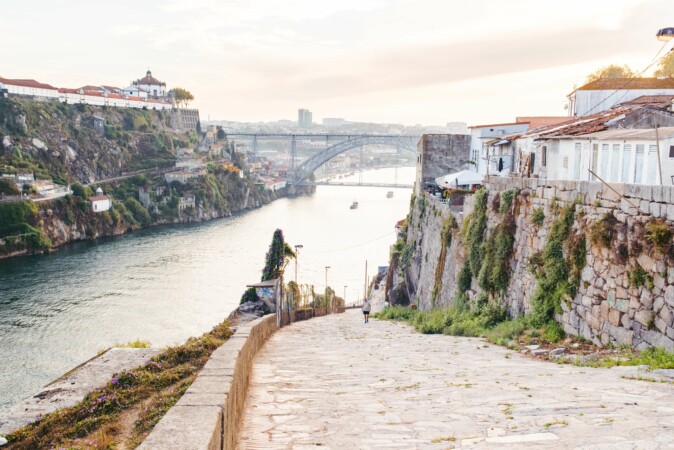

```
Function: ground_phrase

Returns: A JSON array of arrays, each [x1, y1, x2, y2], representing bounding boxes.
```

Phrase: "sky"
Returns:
[[1, 0, 673, 126]]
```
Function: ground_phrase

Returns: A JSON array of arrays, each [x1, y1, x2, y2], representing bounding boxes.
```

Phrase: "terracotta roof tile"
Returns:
[[575, 77, 674, 91], [0, 77, 57, 90]]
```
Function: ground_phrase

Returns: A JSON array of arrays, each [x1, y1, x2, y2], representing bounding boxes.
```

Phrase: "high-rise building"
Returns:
[[298, 109, 313, 128]]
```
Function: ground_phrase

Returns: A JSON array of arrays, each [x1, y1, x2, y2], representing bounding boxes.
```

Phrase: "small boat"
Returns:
[[350, 201, 358, 209], [386, 191, 394, 198]]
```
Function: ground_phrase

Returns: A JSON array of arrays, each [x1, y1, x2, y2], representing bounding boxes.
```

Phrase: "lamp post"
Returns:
[[294, 244, 303, 285], [325, 266, 331, 313], [344, 285, 348, 307]]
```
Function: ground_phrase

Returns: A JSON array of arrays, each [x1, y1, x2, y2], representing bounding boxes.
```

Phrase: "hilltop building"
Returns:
[[132, 70, 167, 99]]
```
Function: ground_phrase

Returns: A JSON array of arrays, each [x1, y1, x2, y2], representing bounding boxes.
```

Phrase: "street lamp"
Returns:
[[325, 266, 331, 312], [294, 244, 303, 285], [656, 27, 674, 42], [344, 285, 348, 307]]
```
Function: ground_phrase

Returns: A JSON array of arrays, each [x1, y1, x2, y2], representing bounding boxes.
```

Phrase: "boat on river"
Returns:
[[350, 201, 359, 209]]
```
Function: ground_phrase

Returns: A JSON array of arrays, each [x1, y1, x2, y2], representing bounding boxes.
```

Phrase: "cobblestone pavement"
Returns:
[[237, 309, 674, 449]]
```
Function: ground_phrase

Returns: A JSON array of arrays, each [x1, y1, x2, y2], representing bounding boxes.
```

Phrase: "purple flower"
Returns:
[[112, 377, 118, 384]]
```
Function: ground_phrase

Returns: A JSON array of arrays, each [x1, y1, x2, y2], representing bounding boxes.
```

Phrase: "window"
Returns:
[[574, 142, 582, 180], [621, 144, 631, 183], [591, 144, 598, 179], [635, 144, 645, 184], [646, 144, 658, 183], [610, 144, 620, 182], [541, 146, 547, 167], [563, 156, 569, 169], [669, 145, 674, 158], [599, 144, 610, 179]]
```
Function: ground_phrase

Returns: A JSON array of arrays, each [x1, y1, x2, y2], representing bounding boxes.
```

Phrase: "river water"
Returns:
[[0, 167, 414, 410]]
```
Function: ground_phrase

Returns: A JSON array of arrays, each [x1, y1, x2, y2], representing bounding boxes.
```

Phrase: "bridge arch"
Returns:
[[290, 135, 418, 184]]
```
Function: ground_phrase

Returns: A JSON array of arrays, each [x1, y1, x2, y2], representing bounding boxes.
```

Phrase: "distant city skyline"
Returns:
[[1, 0, 671, 126]]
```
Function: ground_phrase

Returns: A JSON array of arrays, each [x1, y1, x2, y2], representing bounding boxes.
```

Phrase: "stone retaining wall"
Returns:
[[138, 314, 277, 450], [397, 177, 674, 350], [139, 307, 346, 449]]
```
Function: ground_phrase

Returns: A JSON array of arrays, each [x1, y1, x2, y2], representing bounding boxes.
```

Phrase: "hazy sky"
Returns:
[[1, 0, 672, 125]]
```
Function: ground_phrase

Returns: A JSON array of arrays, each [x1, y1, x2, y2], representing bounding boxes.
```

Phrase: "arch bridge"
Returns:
[[225, 133, 419, 185]]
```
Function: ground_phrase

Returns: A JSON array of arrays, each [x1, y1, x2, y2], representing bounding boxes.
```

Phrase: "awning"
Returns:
[[494, 139, 510, 146], [435, 170, 485, 189]]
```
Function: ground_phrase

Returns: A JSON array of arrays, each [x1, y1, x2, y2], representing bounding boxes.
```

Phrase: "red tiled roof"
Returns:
[[620, 94, 674, 105], [0, 77, 57, 90], [515, 116, 570, 130], [79, 85, 104, 92], [58, 88, 81, 94], [511, 108, 630, 139], [575, 77, 674, 92], [89, 195, 110, 202]]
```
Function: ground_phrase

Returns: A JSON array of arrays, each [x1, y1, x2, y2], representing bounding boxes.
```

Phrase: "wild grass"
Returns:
[[6, 321, 233, 449], [575, 346, 674, 370], [374, 304, 563, 349]]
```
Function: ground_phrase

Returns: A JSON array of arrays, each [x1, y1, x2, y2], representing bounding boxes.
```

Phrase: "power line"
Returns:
[[303, 231, 396, 253]]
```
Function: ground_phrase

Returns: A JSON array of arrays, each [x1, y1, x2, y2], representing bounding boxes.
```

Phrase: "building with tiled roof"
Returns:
[[568, 77, 674, 117], [0, 77, 59, 99], [132, 70, 166, 99]]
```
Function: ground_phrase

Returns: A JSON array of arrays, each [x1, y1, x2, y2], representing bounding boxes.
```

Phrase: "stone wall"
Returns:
[[395, 176, 674, 350], [139, 307, 346, 449], [415, 134, 470, 194]]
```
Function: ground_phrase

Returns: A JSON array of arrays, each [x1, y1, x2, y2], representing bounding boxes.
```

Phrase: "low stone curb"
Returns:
[[138, 314, 277, 450], [139, 307, 345, 449]]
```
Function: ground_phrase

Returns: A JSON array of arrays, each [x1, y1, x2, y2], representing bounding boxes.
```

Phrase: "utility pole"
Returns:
[[364, 260, 368, 304]]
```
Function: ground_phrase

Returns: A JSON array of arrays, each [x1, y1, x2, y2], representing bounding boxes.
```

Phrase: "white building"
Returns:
[[540, 128, 674, 186], [123, 85, 148, 100], [568, 78, 674, 117], [133, 70, 166, 99], [0, 77, 59, 99], [469, 122, 528, 176], [89, 195, 112, 212]]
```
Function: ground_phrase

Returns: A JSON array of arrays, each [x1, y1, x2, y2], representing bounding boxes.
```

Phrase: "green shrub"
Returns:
[[645, 219, 672, 254], [629, 264, 653, 289], [499, 189, 516, 214], [441, 214, 456, 246], [589, 214, 615, 248], [531, 208, 545, 226], [124, 197, 151, 226], [529, 206, 584, 326], [458, 260, 472, 292]]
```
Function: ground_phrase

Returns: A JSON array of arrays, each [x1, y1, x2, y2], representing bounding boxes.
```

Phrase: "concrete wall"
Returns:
[[398, 176, 674, 350]]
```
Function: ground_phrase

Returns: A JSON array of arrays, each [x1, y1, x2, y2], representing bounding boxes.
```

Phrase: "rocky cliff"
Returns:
[[0, 97, 291, 259], [388, 177, 674, 350], [0, 97, 194, 183]]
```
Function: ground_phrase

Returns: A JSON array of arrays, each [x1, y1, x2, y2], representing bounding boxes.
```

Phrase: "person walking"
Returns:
[[362, 298, 371, 323]]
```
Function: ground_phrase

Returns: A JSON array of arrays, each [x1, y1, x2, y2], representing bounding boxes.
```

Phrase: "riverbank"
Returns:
[[0, 178, 295, 261], [0, 167, 415, 413]]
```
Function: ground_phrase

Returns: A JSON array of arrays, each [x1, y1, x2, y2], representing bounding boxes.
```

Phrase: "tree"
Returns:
[[216, 127, 226, 140], [654, 51, 674, 78], [261, 229, 295, 281], [585, 64, 635, 83], [0, 179, 19, 196], [169, 87, 194, 108]]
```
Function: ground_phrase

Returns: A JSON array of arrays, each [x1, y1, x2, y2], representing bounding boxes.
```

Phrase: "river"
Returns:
[[0, 167, 415, 410]]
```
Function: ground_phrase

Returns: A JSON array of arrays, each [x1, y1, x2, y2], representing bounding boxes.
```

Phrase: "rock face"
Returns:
[[390, 177, 674, 350]]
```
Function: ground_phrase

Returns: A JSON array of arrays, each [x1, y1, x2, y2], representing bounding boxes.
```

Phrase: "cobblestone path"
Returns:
[[238, 309, 674, 449]]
